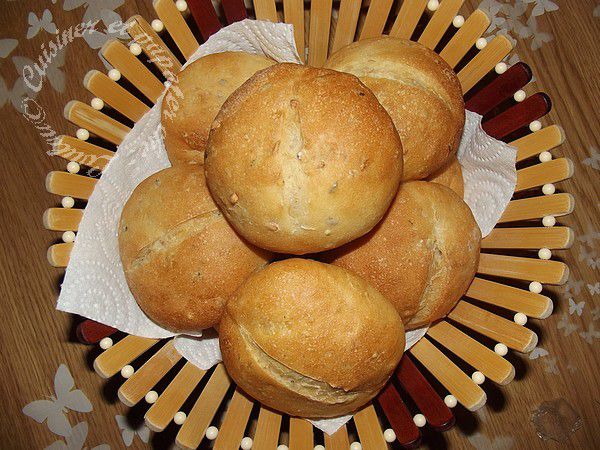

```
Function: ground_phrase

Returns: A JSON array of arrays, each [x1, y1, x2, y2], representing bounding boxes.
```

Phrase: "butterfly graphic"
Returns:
[[544, 357, 559, 374], [525, 0, 559, 17], [557, 313, 579, 336], [592, 306, 600, 322], [27, 9, 58, 39], [588, 258, 600, 270], [578, 230, 600, 246], [580, 323, 600, 344], [566, 363, 577, 373], [115, 415, 151, 447], [529, 347, 549, 360], [12, 48, 66, 94], [45, 422, 110, 450], [578, 246, 597, 263], [569, 298, 585, 316], [588, 283, 600, 296], [0, 39, 18, 58], [595, 4, 600, 18], [583, 147, 600, 171], [526, 15, 554, 50], [63, 0, 128, 49], [22, 364, 93, 437], [0, 76, 40, 112], [467, 432, 515, 450], [565, 279, 585, 296]]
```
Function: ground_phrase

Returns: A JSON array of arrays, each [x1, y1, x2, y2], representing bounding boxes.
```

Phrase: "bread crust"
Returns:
[[118, 164, 271, 333], [161, 52, 275, 164], [219, 258, 405, 417], [325, 181, 480, 329], [325, 36, 465, 180], [428, 156, 464, 198], [205, 63, 404, 255]]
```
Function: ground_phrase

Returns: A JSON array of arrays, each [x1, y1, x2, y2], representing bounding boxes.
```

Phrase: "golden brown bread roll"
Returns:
[[219, 258, 405, 418], [324, 181, 480, 330], [325, 36, 465, 181], [428, 156, 464, 198], [161, 52, 275, 164], [119, 165, 271, 333], [205, 63, 404, 255]]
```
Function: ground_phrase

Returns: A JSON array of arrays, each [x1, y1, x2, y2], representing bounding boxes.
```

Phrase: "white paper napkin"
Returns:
[[56, 19, 516, 435]]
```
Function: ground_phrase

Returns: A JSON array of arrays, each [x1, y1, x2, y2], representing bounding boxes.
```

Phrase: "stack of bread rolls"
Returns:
[[118, 36, 481, 419]]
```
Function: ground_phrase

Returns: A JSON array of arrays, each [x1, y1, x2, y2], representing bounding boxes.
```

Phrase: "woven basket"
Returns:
[[43, 0, 575, 448]]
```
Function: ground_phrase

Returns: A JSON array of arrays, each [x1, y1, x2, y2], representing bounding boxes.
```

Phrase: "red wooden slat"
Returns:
[[221, 0, 248, 24], [377, 381, 421, 448], [465, 62, 532, 115], [76, 319, 116, 344], [482, 92, 552, 139], [396, 355, 455, 431], [187, 0, 223, 40]]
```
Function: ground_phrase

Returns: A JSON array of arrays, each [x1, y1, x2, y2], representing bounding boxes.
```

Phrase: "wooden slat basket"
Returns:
[[43, 0, 575, 448]]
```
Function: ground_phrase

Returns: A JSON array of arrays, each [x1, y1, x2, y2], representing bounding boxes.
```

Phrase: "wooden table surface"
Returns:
[[0, 0, 598, 448]]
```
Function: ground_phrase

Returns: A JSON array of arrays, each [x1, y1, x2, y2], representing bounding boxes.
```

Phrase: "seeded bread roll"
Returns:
[[325, 181, 480, 330], [118, 165, 271, 333], [325, 36, 465, 181], [161, 52, 275, 164], [205, 63, 404, 255], [428, 156, 464, 198], [219, 258, 405, 418]]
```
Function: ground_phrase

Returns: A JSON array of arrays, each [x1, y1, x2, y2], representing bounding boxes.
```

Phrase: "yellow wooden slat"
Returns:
[[213, 389, 255, 450], [499, 193, 575, 222], [478, 253, 569, 285], [45, 171, 97, 200], [324, 425, 350, 449], [439, 9, 489, 67], [47, 242, 73, 268], [353, 404, 387, 450], [359, 0, 395, 40], [254, 0, 278, 21], [43, 208, 83, 231], [390, 0, 428, 39], [253, 407, 282, 450], [428, 320, 515, 385], [448, 301, 538, 353], [331, 0, 362, 53], [94, 336, 159, 378], [308, 0, 333, 67], [64, 101, 130, 145], [418, 0, 465, 49], [410, 337, 487, 411], [289, 418, 313, 450], [458, 34, 512, 93], [511, 125, 565, 162], [466, 277, 553, 319], [515, 158, 574, 192], [482, 227, 574, 249], [283, 0, 305, 60], [53, 135, 113, 171], [153, 0, 199, 60]]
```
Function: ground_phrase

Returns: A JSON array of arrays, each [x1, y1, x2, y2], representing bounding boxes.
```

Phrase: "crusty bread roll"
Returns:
[[325, 36, 465, 181], [161, 52, 275, 164], [219, 258, 405, 418], [325, 181, 480, 330], [118, 165, 271, 333], [428, 156, 464, 198], [205, 63, 404, 255]]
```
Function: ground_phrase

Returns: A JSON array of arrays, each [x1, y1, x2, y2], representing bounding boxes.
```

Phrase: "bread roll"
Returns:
[[119, 165, 271, 333], [325, 36, 465, 181], [428, 156, 464, 198], [205, 63, 404, 255], [219, 258, 405, 418], [161, 52, 275, 164], [325, 181, 480, 330]]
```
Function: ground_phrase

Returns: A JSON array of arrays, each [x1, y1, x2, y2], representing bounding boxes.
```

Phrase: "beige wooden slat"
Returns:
[[145, 362, 207, 432], [253, 407, 282, 450], [324, 425, 350, 449], [515, 158, 574, 192], [482, 227, 574, 250], [47, 242, 73, 268], [439, 9, 489, 67], [43, 208, 83, 231], [213, 389, 255, 450], [511, 125, 565, 162], [410, 337, 487, 411], [466, 277, 553, 319], [458, 34, 512, 93], [390, 0, 428, 39], [308, 0, 333, 67], [478, 253, 569, 285], [153, 0, 199, 60], [499, 193, 575, 222], [53, 135, 113, 171], [45, 171, 97, 200], [359, 0, 395, 40], [283, 0, 305, 60], [94, 335, 159, 378], [118, 340, 182, 407], [418, 0, 464, 49], [427, 321, 515, 385], [331, 0, 362, 53], [254, 0, 278, 21], [353, 404, 387, 450], [64, 101, 130, 145], [448, 301, 538, 353], [289, 418, 313, 450], [101, 39, 164, 103]]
